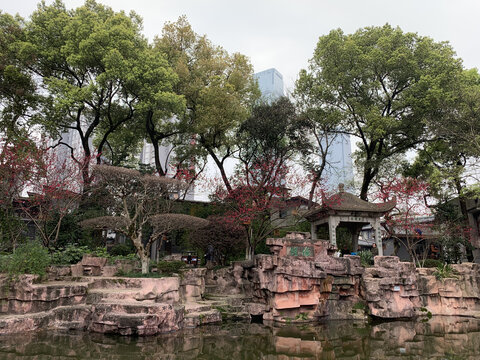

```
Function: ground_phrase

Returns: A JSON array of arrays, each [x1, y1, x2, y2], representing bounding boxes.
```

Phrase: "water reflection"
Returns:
[[1, 317, 479, 359]]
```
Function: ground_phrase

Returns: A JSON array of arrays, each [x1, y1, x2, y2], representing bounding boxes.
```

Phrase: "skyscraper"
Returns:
[[254, 68, 284, 101], [323, 133, 354, 191]]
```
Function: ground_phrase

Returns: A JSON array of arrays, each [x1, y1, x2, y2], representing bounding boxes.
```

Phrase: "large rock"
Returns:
[[88, 302, 183, 336], [0, 275, 88, 315]]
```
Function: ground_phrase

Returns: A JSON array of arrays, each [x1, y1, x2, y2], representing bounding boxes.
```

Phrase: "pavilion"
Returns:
[[304, 184, 396, 256]]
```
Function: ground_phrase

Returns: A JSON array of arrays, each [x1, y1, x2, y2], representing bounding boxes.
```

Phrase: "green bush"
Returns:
[[434, 263, 458, 280], [91, 247, 109, 258], [358, 250, 374, 267], [153, 261, 185, 275], [110, 244, 134, 256], [50, 244, 91, 265], [2, 242, 51, 277], [115, 269, 167, 278], [422, 259, 443, 268]]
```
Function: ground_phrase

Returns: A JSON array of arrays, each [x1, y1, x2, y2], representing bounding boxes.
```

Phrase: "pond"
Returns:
[[1, 317, 480, 359]]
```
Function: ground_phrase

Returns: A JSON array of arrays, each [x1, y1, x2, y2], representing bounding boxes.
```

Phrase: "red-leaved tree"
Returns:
[[374, 177, 433, 266], [0, 139, 86, 249], [213, 158, 289, 260]]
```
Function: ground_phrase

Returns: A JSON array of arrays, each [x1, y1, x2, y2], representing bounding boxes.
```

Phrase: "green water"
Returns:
[[1, 317, 480, 359]]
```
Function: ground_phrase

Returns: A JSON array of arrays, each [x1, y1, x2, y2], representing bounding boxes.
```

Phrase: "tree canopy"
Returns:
[[296, 24, 464, 200]]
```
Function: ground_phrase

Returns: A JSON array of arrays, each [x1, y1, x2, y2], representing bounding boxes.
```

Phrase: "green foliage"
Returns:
[[358, 250, 374, 267], [295, 312, 309, 321], [50, 244, 137, 265], [115, 269, 167, 278], [152, 261, 185, 275], [91, 247, 109, 258], [422, 259, 443, 268], [50, 244, 90, 265], [1, 241, 50, 276], [352, 302, 366, 310], [434, 264, 458, 280], [109, 244, 134, 257], [297, 24, 464, 199]]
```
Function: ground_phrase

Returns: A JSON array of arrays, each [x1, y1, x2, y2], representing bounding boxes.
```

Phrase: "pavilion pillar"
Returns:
[[374, 218, 383, 256], [311, 222, 317, 240], [328, 217, 339, 248]]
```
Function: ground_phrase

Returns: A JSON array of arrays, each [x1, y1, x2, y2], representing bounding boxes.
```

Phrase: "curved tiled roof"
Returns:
[[304, 184, 396, 220]]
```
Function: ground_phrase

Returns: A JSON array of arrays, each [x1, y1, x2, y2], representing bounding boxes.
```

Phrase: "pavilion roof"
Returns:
[[304, 184, 396, 220]]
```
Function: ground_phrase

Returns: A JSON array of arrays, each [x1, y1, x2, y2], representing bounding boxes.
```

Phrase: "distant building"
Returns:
[[254, 68, 284, 101], [323, 133, 354, 192]]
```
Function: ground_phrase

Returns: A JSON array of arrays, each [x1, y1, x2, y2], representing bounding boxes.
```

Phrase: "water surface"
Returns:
[[1, 317, 480, 359]]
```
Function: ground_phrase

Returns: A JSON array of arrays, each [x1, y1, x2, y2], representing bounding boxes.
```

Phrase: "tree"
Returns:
[[0, 138, 85, 250], [0, 139, 42, 250], [80, 165, 205, 273], [298, 24, 463, 200], [430, 68, 480, 159], [404, 141, 473, 218], [155, 16, 260, 191], [190, 215, 245, 265], [21, 1, 181, 184], [375, 177, 433, 267], [0, 12, 40, 141], [211, 98, 300, 259], [294, 73, 343, 208]]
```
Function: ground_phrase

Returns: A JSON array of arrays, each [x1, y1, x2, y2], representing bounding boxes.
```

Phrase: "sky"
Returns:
[[2, 0, 480, 94]]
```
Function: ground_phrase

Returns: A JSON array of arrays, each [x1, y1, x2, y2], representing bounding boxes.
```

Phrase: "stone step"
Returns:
[[220, 311, 251, 321], [86, 288, 143, 304], [89, 302, 183, 336], [203, 293, 249, 307], [92, 301, 164, 315], [84, 277, 146, 290], [1, 282, 89, 315], [183, 309, 222, 328], [184, 302, 214, 314], [0, 305, 91, 335]]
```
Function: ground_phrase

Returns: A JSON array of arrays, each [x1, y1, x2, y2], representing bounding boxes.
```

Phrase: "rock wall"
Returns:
[[206, 236, 480, 322], [0, 268, 217, 336], [364, 256, 480, 319]]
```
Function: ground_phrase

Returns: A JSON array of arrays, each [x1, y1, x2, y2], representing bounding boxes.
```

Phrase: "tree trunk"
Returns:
[[141, 253, 149, 274]]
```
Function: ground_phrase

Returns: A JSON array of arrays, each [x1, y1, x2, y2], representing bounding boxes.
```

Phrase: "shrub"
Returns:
[[358, 250, 374, 267], [422, 259, 443, 268], [153, 261, 185, 275], [110, 244, 134, 256], [50, 244, 91, 265], [434, 263, 458, 280], [115, 270, 167, 278], [2, 242, 51, 277], [91, 247, 109, 258]]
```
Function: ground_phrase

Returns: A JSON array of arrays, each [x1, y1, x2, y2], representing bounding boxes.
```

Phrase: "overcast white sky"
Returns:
[[3, 0, 480, 93]]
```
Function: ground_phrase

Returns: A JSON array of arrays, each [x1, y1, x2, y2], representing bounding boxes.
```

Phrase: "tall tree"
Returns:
[[0, 12, 40, 140], [298, 24, 463, 200], [295, 72, 343, 208], [155, 16, 260, 191], [21, 1, 180, 184], [215, 98, 300, 259], [431, 69, 480, 158]]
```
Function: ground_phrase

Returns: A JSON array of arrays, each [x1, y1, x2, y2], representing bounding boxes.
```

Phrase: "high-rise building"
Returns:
[[323, 133, 354, 192], [254, 68, 284, 101]]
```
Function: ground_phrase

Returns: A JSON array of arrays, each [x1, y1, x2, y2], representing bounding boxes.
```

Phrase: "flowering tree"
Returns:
[[80, 165, 207, 273], [214, 159, 289, 260], [374, 177, 433, 267], [0, 139, 85, 250]]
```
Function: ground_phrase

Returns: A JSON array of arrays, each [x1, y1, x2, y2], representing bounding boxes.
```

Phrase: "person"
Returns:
[[371, 242, 378, 256]]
